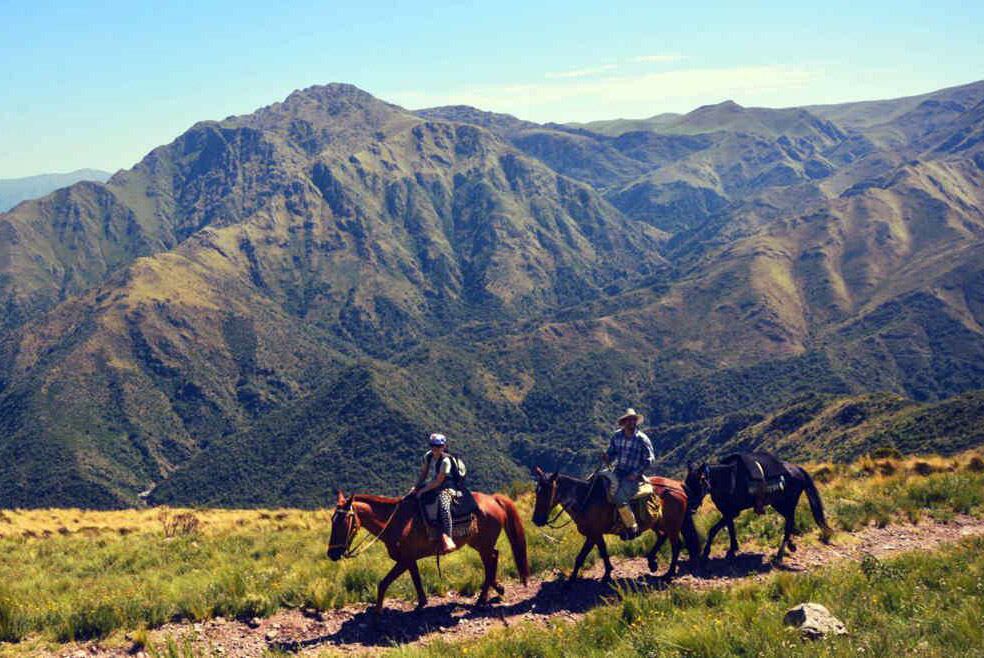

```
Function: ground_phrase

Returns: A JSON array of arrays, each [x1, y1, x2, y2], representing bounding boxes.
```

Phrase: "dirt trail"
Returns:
[[57, 515, 984, 657]]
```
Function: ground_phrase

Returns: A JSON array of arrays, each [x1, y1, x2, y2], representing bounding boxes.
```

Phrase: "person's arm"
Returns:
[[414, 460, 429, 488], [418, 471, 447, 495], [637, 433, 656, 478]]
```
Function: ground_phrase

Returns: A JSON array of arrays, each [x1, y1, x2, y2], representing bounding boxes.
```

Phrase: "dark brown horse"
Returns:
[[327, 490, 529, 613], [684, 453, 833, 565], [531, 468, 699, 583]]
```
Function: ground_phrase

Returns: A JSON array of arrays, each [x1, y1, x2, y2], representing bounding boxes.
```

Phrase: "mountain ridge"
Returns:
[[3, 80, 984, 507]]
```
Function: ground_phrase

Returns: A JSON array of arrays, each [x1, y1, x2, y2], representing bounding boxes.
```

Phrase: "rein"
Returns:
[[545, 470, 600, 529], [330, 498, 402, 559]]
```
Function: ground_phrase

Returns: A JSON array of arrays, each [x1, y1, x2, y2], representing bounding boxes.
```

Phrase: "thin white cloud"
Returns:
[[389, 64, 822, 122], [545, 64, 617, 79], [630, 54, 686, 64]]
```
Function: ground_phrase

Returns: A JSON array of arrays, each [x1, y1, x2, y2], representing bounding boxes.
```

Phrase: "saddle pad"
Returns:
[[746, 475, 785, 496], [610, 492, 663, 535], [425, 514, 478, 541]]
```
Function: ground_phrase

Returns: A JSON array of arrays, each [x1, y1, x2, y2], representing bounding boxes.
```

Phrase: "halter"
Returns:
[[541, 471, 599, 530], [327, 499, 401, 559]]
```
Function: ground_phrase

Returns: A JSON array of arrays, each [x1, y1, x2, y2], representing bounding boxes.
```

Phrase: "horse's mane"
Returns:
[[350, 494, 401, 505]]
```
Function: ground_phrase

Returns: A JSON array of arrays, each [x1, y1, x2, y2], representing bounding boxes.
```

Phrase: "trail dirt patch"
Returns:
[[54, 515, 984, 657]]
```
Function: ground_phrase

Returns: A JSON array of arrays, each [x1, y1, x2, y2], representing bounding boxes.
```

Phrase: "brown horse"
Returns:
[[531, 468, 699, 583], [327, 490, 529, 613]]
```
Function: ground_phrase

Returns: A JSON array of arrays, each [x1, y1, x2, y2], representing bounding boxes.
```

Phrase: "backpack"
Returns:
[[427, 451, 467, 487], [448, 453, 467, 486]]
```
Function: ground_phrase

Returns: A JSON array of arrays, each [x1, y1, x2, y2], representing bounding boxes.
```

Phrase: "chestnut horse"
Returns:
[[531, 468, 699, 583], [327, 490, 529, 613]]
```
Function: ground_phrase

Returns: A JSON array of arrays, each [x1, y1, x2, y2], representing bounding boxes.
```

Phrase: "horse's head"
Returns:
[[685, 462, 710, 511], [531, 466, 559, 527], [327, 489, 361, 561]]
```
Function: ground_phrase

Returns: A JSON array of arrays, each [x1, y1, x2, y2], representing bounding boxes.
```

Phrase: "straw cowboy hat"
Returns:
[[617, 408, 644, 426]]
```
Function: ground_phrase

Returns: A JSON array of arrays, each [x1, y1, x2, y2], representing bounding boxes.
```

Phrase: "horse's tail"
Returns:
[[494, 493, 530, 585], [797, 465, 833, 542]]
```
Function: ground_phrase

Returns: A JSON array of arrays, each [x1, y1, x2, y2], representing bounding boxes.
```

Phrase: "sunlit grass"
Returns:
[[400, 535, 984, 658], [0, 449, 981, 649]]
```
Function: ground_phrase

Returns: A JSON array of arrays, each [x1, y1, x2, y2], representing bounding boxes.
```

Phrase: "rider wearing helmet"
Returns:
[[413, 433, 458, 553]]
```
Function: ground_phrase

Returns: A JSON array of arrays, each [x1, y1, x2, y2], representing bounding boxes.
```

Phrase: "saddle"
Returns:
[[593, 472, 662, 535], [611, 492, 662, 535], [723, 452, 789, 497], [420, 489, 479, 540]]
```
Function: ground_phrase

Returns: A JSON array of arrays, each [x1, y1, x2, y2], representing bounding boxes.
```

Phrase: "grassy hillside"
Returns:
[[0, 450, 981, 651], [651, 390, 984, 473]]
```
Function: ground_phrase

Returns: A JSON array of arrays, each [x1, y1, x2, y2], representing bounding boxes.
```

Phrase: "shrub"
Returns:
[[870, 445, 903, 460], [159, 510, 201, 538], [912, 461, 935, 476]]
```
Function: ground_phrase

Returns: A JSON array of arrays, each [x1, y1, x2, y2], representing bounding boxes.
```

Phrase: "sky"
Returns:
[[1, 0, 983, 178]]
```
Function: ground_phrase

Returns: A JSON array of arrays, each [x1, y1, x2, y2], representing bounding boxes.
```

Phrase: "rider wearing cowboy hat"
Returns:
[[602, 408, 655, 540]]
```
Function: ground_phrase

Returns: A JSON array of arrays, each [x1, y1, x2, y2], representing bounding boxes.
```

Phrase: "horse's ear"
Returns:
[[686, 461, 695, 474], [532, 466, 545, 480], [335, 489, 345, 507]]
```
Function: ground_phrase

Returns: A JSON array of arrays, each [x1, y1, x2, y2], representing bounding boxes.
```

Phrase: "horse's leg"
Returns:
[[774, 507, 797, 564], [568, 537, 596, 584], [476, 546, 499, 605], [646, 532, 666, 573], [408, 561, 427, 610], [725, 516, 740, 560], [596, 536, 614, 581], [665, 532, 681, 580], [484, 538, 506, 595], [374, 562, 409, 614], [701, 517, 728, 563]]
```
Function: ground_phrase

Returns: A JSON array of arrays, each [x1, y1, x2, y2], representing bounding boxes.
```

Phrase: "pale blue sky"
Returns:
[[1, 0, 982, 178]]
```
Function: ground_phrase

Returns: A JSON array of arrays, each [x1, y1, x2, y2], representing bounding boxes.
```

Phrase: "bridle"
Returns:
[[327, 498, 400, 559], [537, 471, 599, 530], [684, 465, 711, 512]]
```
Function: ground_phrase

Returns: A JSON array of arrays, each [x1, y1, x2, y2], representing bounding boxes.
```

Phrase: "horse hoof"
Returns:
[[647, 559, 659, 573], [787, 542, 797, 553], [725, 551, 737, 562], [494, 583, 505, 596], [414, 601, 427, 612]]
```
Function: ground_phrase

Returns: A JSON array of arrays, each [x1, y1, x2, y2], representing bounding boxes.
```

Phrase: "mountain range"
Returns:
[[0, 169, 112, 212], [2, 80, 984, 508]]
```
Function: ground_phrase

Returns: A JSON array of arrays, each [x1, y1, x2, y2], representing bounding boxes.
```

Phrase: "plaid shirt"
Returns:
[[607, 429, 655, 476]]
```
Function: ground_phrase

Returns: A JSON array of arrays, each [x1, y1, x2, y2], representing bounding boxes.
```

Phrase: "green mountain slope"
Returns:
[[3, 80, 984, 507]]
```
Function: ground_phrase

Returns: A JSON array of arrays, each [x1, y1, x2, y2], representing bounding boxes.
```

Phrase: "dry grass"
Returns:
[[0, 448, 981, 651]]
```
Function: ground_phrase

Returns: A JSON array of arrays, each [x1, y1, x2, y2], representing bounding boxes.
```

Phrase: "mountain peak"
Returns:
[[284, 82, 382, 106]]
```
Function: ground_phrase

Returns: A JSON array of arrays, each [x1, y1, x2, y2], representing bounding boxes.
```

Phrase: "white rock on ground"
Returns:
[[783, 603, 848, 640]]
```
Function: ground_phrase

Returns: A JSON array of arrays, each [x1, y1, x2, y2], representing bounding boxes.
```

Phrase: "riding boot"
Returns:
[[617, 505, 640, 540], [754, 480, 767, 515], [440, 534, 456, 553]]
